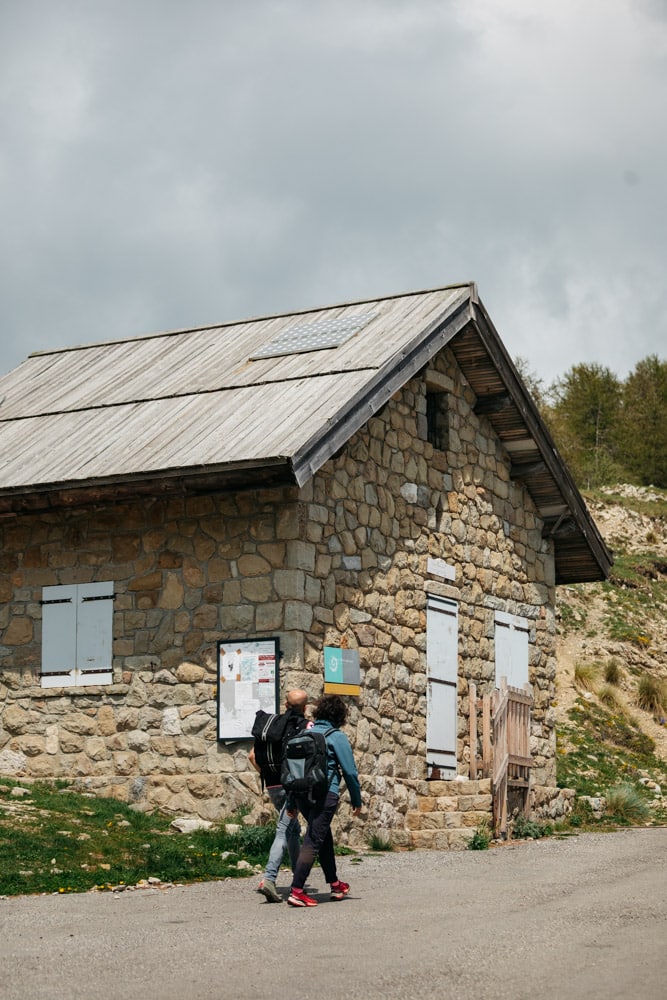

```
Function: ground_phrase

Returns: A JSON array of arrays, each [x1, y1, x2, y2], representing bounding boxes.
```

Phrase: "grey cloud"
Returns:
[[1, 0, 665, 383]]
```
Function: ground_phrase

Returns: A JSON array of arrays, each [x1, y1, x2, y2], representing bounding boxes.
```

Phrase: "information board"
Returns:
[[216, 637, 280, 741]]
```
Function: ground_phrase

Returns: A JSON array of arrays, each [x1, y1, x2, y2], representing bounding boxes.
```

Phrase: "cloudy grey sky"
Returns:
[[1, 0, 666, 384]]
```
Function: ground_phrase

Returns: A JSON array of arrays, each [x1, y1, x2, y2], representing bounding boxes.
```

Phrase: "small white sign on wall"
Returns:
[[427, 557, 456, 581]]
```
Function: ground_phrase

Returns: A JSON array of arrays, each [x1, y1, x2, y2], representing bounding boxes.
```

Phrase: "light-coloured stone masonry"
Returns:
[[0, 346, 562, 845]]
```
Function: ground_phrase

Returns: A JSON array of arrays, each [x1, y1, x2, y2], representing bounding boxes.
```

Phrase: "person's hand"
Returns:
[[352, 806, 362, 817]]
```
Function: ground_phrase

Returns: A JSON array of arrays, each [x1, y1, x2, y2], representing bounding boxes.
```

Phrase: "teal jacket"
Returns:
[[311, 718, 362, 808]]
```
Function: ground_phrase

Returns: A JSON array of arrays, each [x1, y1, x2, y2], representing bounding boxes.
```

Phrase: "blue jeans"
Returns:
[[264, 786, 301, 883]]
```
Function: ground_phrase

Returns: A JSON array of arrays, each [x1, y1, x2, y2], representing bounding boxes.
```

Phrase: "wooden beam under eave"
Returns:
[[473, 391, 512, 416], [510, 460, 547, 480]]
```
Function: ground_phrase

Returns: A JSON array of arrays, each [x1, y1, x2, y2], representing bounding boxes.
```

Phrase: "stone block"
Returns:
[[3, 704, 31, 734], [113, 751, 138, 776], [409, 830, 437, 848], [420, 812, 446, 829], [176, 662, 206, 684], [284, 601, 313, 631], [129, 572, 163, 592], [126, 730, 151, 752], [27, 754, 57, 777], [447, 828, 475, 850], [97, 705, 116, 736], [273, 569, 305, 600], [241, 577, 272, 602], [187, 774, 220, 798], [62, 712, 97, 736], [0, 747, 27, 773], [4, 618, 33, 645]]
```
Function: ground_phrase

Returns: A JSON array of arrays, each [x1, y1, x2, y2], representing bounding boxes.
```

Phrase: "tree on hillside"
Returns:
[[618, 355, 667, 487], [548, 363, 624, 487], [514, 356, 548, 414]]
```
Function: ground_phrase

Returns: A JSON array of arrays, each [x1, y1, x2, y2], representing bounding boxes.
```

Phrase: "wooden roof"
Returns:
[[0, 282, 612, 583]]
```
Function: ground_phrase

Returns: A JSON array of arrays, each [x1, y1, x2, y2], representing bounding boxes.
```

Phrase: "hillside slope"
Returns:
[[555, 485, 667, 768]]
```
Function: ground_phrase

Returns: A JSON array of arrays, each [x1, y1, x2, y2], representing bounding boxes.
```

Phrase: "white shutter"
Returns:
[[426, 595, 458, 778], [42, 585, 77, 676], [494, 612, 529, 688], [76, 582, 114, 674], [41, 582, 113, 687]]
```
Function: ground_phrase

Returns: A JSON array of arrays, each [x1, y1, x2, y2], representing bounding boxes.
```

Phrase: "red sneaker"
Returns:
[[287, 887, 318, 907], [330, 880, 350, 900]]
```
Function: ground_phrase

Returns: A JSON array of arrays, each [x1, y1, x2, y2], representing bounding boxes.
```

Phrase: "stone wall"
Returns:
[[0, 345, 559, 846]]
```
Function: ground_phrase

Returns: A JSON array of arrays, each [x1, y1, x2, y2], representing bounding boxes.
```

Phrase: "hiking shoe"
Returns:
[[259, 879, 282, 904], [287, 887, 318, 907], [330, 880, 350, 900]]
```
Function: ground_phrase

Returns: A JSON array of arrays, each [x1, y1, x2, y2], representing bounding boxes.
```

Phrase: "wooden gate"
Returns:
[[469, 677, 533, 838]]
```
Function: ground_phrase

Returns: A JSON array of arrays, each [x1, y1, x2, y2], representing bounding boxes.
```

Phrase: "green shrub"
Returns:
[[567, 797, 595, 828], [605, 783, 650, 823], [511, 815, 553, 840], [467, 820, 491, 850]]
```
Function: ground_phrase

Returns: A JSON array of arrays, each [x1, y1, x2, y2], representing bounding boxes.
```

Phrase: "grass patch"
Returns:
[[599, 551, 667, 647], [574, 661, 598, 692], [636, 674, 667, 717], [598, 683, 624, 711], [367, 832, 394, 852], [603, 658, 623, 685], [0, 780, 274, 897], [556, 697, 667, 828], [557, 601, 588, 635], [605, 783, 651, 824]]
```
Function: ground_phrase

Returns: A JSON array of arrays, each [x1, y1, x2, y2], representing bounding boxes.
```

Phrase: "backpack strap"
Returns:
[[321, 726, 340, 785]]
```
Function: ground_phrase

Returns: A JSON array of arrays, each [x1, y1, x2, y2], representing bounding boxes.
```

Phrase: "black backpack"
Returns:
[[281, 727, 335, 804], [251, 709, 306, 789]]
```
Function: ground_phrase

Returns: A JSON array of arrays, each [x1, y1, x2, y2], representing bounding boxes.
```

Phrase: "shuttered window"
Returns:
[[41, 582, 114, 688], [494, 611, 530, 689]]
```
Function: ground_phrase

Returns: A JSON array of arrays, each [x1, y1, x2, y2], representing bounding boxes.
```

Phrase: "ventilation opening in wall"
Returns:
[[426, 391, 450, 452]]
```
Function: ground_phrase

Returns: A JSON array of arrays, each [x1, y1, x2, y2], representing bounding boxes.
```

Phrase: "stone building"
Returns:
[[0, 283, 611, 847]]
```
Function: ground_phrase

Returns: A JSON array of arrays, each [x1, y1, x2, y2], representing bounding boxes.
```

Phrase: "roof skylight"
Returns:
[[250, 312, 377, 360]]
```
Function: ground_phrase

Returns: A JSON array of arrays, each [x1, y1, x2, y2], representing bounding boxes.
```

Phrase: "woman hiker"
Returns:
[[286, 693, 362, 907]]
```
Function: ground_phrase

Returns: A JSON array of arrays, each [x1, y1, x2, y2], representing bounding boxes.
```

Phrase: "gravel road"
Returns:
[[2, 827, 665, 1000]]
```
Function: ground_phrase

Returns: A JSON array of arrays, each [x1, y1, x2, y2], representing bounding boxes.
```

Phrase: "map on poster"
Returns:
[[217, 638, 279, 741]]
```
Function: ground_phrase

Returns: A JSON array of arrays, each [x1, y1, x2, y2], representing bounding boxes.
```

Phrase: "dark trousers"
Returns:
[[291, 791, 339, 889]]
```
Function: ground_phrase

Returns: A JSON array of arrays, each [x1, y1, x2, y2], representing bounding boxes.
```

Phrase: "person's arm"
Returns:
[[248, 747, 260, 775], [330, 731, 362, 810]]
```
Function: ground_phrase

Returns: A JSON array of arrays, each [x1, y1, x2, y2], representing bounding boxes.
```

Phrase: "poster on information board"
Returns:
[[216, 637, 280, 741]]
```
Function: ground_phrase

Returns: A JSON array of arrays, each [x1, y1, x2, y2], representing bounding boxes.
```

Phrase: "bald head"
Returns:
[[286, 689, 308, 714]]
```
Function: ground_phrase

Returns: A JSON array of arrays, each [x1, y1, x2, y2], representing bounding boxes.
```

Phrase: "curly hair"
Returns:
[[312, 693, 347, 728]]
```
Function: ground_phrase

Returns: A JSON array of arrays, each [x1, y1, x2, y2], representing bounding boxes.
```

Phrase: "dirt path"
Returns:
[[2, 828, 665, 1000]]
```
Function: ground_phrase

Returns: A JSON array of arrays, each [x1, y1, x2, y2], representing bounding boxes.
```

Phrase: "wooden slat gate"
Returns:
[[469, 677, 533, 838]]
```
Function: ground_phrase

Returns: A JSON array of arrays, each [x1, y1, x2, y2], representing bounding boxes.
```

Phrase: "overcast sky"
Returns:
[[1, 0, 665, 385]]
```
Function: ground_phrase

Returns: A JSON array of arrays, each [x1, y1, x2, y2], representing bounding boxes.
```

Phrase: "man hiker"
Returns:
[[249, 688, 308, 903], [285, 693, 362, 908]]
